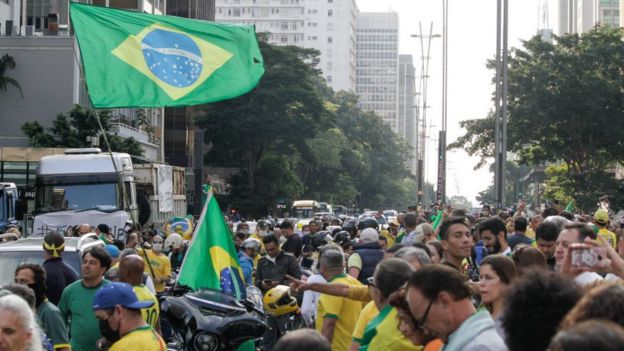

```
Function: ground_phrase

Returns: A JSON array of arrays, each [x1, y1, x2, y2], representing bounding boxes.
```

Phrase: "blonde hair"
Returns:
[[0, 294, 43, 351]]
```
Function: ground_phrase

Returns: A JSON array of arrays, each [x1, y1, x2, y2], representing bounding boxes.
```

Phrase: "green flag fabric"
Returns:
[[176, 186, 245, 300], [70, 2, 264, 108]]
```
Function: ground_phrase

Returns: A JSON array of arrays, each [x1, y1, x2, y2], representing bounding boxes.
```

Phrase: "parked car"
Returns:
[[0, 234, 104, 286]]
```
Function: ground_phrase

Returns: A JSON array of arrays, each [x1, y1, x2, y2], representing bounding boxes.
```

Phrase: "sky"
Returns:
[[356, 0, 557, 206]]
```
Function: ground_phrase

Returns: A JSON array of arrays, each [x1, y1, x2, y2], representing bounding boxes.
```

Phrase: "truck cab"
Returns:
[[33, 148, 137, 239], [0, 183, 19, 233]]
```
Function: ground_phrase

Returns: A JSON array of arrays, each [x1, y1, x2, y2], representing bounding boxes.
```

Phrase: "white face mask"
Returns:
[[279, 236, 287, 244], [258, 229, 267, 237], [152, 243, 162, 252]]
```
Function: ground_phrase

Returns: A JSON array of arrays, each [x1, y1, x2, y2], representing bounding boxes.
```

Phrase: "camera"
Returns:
[[570, 245, 608, 268]]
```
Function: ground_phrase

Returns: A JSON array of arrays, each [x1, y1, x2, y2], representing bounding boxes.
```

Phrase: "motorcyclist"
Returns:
[[239, 238, 261, 285], [164, 233, 187, 272]]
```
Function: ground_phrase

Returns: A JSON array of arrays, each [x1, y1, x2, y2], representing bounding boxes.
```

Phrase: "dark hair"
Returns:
[[451, 209, 467, 217], [378, 236, 387, 243], [478, 217, 507, 239], [438, 216, 469, 241], [407, 265, 472, 301], [542, 207, 559, 218], [15, 263, 46, 289], [559, 211, 574, 221], [279, 220, 294, 230], [374, 258, 413, 299], [513, 217, 528, 232], [560, 283, 624, 329], [549, 320, 624, 351], [3, 284, 36, 309], [563, 223, 596, 241], [234, 232, 247, 241], [113, 239, 125, 252], [262, 234, 279, 246], [412, 242, 432, 257], [404, 213, 418, 229], [512, 245, 547, 275], [536, 222, 560, 242], [502, 270, 582, 351], [43, 230, 65, 255], [386, 244, 404, 254], [273, 329, 330, 351], [426, 241, 444, 258], [480, 255, 517, 285], [83, 246, 112, 270], [97, 223, 110, 234]]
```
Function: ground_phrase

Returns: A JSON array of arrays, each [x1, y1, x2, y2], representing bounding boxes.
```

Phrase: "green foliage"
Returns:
[[197, 40, 414, 216], [451, 26, 624, 210], [476, 161, 526, 206], [449, 195, 473, 211], [21, 105, 144, 156], [0, 54, 22, 97]]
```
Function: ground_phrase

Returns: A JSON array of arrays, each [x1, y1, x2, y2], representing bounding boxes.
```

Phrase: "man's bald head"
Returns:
[[78, 223, 91, 235], [119, 254, 145, 286]]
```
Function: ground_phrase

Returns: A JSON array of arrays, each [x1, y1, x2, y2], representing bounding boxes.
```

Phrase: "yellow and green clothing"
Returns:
[[109, 325, 166, 351], [143, 250, 172, 293], [133, 285, 160, 329], [352, 301, 379, 344], [598, 227, 617, 249], [316, 273, 363, 351], [359, 305, 423, 351]]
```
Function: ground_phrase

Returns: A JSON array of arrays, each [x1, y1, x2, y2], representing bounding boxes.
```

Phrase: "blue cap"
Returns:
[[105, 244, 120, 258], [92, 282, 153, 311]]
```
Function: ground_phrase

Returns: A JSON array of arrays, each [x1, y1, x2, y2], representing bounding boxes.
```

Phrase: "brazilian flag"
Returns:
[[70, 2, 264, 108]]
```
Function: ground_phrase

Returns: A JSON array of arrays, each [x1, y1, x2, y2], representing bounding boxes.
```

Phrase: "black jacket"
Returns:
[[254, 251, 301, 293]]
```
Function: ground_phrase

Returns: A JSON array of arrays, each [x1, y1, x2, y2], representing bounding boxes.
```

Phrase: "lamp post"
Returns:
[[494, 0, 509, 209], [438, 0, 449, 205]]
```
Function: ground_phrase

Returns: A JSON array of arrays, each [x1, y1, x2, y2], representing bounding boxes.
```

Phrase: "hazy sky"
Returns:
[[356, 0, 556, 205]]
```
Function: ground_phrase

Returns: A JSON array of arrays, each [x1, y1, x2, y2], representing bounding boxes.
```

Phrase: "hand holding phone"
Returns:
[[570, 244, 609, 269]]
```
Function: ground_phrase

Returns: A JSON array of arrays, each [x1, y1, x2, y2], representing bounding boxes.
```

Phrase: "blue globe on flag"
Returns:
[[141, 29, 203, 88]]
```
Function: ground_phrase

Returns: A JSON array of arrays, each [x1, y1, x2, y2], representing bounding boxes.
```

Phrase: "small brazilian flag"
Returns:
[[176, 186, 246, 300], [70, 2, 264, 108]]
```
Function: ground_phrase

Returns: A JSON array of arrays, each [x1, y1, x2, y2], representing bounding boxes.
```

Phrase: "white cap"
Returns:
[[360, 228, 379, 243]]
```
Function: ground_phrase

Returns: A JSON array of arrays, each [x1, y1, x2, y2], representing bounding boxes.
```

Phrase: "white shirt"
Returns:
[[300, 274, 326, 327], [574, 271, 603, 286]]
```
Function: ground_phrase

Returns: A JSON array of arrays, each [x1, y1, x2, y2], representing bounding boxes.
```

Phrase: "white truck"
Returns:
[[33, 148, 185, 239]]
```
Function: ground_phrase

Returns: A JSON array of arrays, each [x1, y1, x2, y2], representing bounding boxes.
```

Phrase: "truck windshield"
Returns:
[[36, 181, 121, 213], [295, 208, 315, 219]]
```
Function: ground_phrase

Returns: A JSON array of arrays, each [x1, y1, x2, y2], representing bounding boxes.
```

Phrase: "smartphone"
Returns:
[[570, 246, 609, 268]]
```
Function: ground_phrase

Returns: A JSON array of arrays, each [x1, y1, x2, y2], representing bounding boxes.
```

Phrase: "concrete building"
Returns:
[[399, 54, 417, 176], [215, 0, 357, 92], [559, 0, 620, 35], [355, 12, 399, 132], [0, 0, 166, 162], [0, 0, 20, 35]]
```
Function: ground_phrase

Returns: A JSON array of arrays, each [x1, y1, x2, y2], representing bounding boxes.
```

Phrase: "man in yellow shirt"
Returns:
[[316, 250, 363, 351], [92, 282, 165, 351], [594, 209, 617, 249], [144, 235, 172, 293], [119, 254, 160, 329]]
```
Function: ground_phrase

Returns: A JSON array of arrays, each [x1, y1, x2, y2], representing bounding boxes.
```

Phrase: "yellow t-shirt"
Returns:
[[525, 228, 536, 240], [347, 284, 372, 302], [133, 285, 159, 329], [316, 274, 364, 351], [598, 228, 617, 249], [380, 229, 396, 248], [363, 306, 423, 351], [110, 325, 165, 351], [143, 250, 172, 293], [352, 301, 379, 343]]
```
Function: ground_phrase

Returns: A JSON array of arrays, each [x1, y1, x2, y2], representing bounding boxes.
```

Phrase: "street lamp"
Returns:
[[411, 23, 440, 209]]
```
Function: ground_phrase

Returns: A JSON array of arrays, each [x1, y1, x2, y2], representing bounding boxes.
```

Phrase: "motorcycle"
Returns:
[[161, 285, 266, 351], [263, 285, 305, 342]]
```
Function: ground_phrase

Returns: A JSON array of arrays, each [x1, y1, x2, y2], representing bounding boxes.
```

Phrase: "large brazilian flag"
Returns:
[[70, 2, 264, 108]]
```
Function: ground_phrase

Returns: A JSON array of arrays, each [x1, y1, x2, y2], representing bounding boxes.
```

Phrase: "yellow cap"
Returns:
[[594, 209, 609, 224]]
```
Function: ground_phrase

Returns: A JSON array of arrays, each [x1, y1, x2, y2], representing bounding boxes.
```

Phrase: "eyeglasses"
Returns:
[[414, 299, 434, 328]]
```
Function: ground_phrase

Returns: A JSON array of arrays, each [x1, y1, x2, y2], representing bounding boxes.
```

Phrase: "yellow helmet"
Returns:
[[263, 285, 298, 317]]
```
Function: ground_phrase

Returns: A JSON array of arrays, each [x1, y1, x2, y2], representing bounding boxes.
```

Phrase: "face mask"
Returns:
[[258, 229, 266, 237], [279, 236, 287, 244], [302, 231, 310, 236], [241, 229, 249, 235], [27, 283, 45, 307], [152, 243, 163, 252], [99, 314, 121, 342]]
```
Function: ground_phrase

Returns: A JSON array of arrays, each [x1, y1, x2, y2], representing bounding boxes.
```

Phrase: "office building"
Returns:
[[559, 0, 620, 35], [355, 12, 399, 132], [399, 54, 417, 176]]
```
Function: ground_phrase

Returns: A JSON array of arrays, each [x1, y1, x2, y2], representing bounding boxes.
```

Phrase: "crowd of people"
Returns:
[[0, 224, 180, 351], [232, 204, 624, 351]]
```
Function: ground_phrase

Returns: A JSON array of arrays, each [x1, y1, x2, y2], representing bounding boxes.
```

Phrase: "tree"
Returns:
[[21, 105, 144, 156], [475, 161, 525, 206], [0, 54, 23, 97], [450, 26, 624, 211], [449, 195, 473, 211]]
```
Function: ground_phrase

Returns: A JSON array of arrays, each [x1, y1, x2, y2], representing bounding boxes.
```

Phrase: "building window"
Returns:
[[327, 36, 332, 43], [327, 76, 332, 82], [328, 10, 333, 16]]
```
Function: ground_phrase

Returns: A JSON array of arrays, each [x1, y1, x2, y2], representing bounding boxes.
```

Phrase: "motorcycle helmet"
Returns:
[[342, 219, 358, 233], [164, 233, 184, 251], [357, 217, 379, 231], [242, 238, 261, 252], [257, 220, 269, 230], [312, 231, 333, 250], [263, 285, 298, 317], [333, 231, 351, 246]]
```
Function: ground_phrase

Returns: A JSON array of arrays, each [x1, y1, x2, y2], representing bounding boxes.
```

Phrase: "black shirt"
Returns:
[[42, 257, 79, 305], [282, 234, 303, 258], [254, 251, 301, 293]]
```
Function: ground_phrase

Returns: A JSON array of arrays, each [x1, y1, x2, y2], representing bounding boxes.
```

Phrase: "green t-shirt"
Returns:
[[37, 300, 70, 350], [58, 279, 110, 351]]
